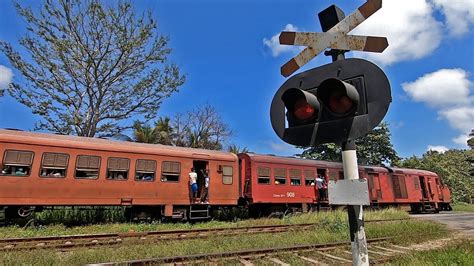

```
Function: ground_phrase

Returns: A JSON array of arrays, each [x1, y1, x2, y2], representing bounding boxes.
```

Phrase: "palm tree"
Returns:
[[227, 144, 249, 154], [154, 117, 174, 145], [133, 121, 158, 144]]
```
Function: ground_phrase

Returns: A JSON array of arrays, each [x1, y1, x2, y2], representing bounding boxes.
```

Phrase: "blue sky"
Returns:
[[0, 0, 473, 158]]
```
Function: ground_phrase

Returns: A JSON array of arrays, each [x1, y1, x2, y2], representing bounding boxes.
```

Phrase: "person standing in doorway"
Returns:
[[200, 169, 209, 204], [189, 168, 198, 203], [315, 175, 324, 201]]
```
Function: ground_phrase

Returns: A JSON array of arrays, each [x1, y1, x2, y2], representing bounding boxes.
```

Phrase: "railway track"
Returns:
[[0, 218, 410, 252], [87, 236, 412, 265]]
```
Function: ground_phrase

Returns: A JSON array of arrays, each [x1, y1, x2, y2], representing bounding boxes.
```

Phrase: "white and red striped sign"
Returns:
[[279, 0, 388, 77]]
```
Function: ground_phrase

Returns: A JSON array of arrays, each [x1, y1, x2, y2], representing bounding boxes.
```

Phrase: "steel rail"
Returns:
[[0, 218, 411, 252], [89, 237, 391, 265]]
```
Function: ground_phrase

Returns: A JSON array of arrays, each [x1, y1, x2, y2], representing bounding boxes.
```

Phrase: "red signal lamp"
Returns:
[[281, 88, 320, 126]]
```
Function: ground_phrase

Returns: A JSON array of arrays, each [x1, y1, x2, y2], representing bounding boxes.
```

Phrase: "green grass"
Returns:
[[387, 239, 474, 265], [0, 208, 409, 238], [0, 209, 449, 265], [452, 202, 474, 212]]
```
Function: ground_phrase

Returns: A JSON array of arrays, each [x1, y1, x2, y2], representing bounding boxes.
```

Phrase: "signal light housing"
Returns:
[[282, 88, 319, 126], [270, 58, 391, 146]]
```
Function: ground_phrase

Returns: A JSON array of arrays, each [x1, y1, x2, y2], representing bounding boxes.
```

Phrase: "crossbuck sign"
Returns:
[[279, 0, 388, 77]]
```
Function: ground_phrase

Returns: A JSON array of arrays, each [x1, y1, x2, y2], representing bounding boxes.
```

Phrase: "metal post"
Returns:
[[342, 140, 369, 266]]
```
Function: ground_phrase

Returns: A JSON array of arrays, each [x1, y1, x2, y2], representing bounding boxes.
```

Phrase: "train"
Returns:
[[0, 129, 452, 223]]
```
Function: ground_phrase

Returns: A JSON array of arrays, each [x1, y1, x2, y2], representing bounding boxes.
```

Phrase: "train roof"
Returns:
[[239, 153, 343, 168], [0, 129, 237, 162]]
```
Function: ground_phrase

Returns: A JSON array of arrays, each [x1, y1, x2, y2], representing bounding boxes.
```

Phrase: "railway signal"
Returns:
[[271, 58, 391, 146], [270, 1, 390, 265]]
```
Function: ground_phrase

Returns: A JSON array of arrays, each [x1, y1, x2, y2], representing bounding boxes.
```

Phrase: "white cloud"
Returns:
[[401, 69, 472, 107], [439, 106, 474, 132], [352, 0, 443, 65], [433, 0, 474, 36], [427, 145, 449, 153], [403, 68, 473, 147], [0, 65, 13, 91], [453, 134, 470, 146], [263, 24, 301, 57]]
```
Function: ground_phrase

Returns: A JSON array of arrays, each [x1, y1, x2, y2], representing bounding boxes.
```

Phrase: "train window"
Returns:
[[290, 169, 301, 186], [222, 166, 233, 185], [1, 150, 34, 177], [40, 153, 69, 178], [161, 161, 180, 182], [75, 155, 101, 179], [107, 157, 130, 180], [257, 167, 270, 184], [304, 170, 315, 186], [274, 168, 287, 185], [329, 172, 338, 181], [135, 159, 156, 182]]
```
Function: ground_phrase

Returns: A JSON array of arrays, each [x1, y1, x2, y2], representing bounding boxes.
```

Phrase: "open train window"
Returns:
[[290, 169, 301, 186], [107, 157, 129, 180], [161, 161, 180, 182], [222, 165, 233, 185], [75, 155, 100, 179], [274, 168, 287, 185], [1, 150, 34, 177], [304, 170, 315, 186], [40, 152, 69, 178], [135, 159, 156, 182], [257, 167, 270, 184]]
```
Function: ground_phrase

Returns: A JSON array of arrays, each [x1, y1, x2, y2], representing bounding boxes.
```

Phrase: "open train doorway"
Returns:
[[419, 176, 428, 199], [193, 160, 209, 201]]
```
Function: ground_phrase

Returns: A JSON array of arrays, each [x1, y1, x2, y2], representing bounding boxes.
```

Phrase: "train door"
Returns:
[[368, 173, 382, 200], [418, 176, 429, 200], [193, 160, 209, 200], [435, 178, 443, 201]]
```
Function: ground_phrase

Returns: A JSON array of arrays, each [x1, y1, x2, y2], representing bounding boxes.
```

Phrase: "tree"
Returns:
[[172, 104, 233, 150], [227, 144, 249, 154], [154, 117, 174, 145], [400, 149, 474, 203], [0, 0, 185, 137], [132, 104, 233, 150], [132, 121, 158, 144], [299, 122, 400, 165]]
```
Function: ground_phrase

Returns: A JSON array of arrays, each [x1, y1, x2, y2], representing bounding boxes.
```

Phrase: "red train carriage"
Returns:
[[0, 130, 239, 222], [238, 153, 340, 215], [360, 166, 452, 212], [238, 153, 452, 215]]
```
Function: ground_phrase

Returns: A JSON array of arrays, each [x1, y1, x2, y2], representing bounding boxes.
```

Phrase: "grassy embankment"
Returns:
[[452, 202, 474, 212], [0, 209, 450, 265], [387, 240, 473, 265]]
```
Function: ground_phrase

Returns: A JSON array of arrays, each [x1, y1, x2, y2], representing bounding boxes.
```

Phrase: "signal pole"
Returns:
[[342, 141, 369, 265], [319, 5, 369, 265]]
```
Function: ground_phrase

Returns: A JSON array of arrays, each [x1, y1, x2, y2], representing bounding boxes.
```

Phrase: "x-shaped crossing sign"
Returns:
[[279, 0, 388, 77]]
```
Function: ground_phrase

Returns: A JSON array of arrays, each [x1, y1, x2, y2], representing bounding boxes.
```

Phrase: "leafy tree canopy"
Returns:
[[1, 0, 185, 137], [400, 149, 474, 203], [133, 104, 233, 150], [298, 122, 400, 165]]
